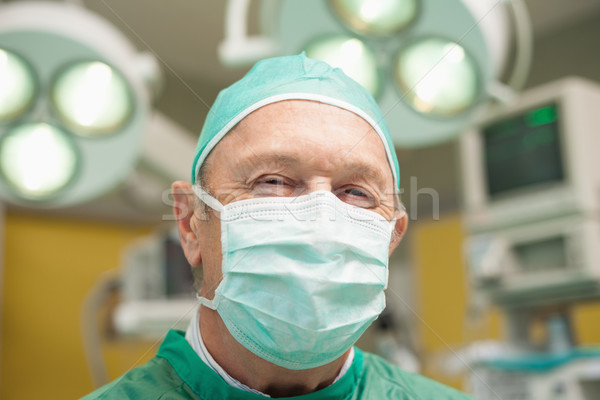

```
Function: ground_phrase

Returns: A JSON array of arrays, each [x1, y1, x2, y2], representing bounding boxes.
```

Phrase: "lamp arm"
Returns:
[[63, 0, 85, 7], [505, 0, 534, 92], [219, 0, 278, 67], [80, 270, 122, 388], [485, 0, 533, 103], [225, 0, 251, 43]]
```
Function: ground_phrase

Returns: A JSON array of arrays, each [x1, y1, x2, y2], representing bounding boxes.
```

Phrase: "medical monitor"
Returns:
[[461, 77, 600, 233], [483, 103, 564, 198], [461, 77, 600, 305]]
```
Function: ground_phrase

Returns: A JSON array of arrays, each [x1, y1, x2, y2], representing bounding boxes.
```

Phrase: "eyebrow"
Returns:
[[342, 162, 388, 190], [234, 153, 298, 172]]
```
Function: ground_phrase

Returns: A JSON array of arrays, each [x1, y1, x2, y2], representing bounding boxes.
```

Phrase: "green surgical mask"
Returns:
[[194, 187, 394, 370]]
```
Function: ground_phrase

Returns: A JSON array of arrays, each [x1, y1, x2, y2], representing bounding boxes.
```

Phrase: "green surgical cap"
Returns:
[[192, 53, 400, 188]]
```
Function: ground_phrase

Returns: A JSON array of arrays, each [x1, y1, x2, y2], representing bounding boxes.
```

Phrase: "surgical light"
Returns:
[[329, 0, 418, 36], [0, 123, 78, 200], [0, 48, 36, 122], [51, 61, 134, 137], [0, 1, 162, 206], [220, 0, 532, 148], [304, 35, 381, 97], [394, 38, 480, 116]]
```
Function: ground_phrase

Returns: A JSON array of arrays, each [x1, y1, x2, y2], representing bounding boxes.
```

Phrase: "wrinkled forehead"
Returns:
[[199, 100, 395, 193], [196, 96, 398, 185]]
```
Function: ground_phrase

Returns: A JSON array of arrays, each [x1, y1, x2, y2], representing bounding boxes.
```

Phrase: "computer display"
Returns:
[[460, 78, 600, 306], [483, 103, 564, 197]]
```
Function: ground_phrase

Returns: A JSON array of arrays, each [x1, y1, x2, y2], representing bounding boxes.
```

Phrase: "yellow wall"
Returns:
[[413, 214, 600, 390], [1, 212, 156, 400], [412, 215, 502, 390]]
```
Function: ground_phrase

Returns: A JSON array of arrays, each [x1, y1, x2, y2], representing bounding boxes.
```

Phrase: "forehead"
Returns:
[[207, 100, 394, 187]]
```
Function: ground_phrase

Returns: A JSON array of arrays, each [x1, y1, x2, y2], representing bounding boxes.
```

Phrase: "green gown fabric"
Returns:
[[82, 330, 475, 399]]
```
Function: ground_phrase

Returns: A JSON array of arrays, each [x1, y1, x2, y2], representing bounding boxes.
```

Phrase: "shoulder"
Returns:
[[80, 356, 196, 400], [356, 350, 475, 400]]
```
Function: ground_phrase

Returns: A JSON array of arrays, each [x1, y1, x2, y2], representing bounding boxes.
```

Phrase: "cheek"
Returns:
[[199, 218, 225, 293]]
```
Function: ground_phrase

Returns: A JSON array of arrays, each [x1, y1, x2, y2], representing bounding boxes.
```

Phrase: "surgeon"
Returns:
[[83, 54, 474, 399]]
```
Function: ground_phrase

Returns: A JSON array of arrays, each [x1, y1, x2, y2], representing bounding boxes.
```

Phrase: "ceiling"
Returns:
[[3, 0, 600, 133], [68, 0, 600, 133], [79, 0, 600, 86]]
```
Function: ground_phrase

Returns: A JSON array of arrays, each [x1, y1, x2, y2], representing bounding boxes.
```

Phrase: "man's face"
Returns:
[[177, 100, 406, 299]]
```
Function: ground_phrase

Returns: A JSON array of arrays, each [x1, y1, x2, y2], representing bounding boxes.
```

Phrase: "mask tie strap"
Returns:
[[196, 293, 219, 310], [192, 185, 224, 212]]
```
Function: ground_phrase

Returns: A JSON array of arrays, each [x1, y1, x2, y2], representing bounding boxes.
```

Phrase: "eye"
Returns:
[[253, 175, 296, 197], [263, 177, 285, 185], [336, 186, 378, 208], [346, 188, 367, 197]]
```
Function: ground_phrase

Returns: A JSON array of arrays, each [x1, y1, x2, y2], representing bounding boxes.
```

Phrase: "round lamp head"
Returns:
[[329, 0, 419, 36], [0, 122, 78, 200], [304, 34, 381, 97], [51, 60, 134, 137], [0, 48, 36, 122], [0, 1, 160, 207], [394, 37, 480, 116]]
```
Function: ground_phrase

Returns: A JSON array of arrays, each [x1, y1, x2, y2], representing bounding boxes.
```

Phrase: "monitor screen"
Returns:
[[483, 103, 564, 197], [164, 234, 194, 298]]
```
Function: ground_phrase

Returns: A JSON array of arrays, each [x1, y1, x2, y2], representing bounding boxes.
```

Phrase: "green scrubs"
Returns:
[[82, 330, 474, 399]]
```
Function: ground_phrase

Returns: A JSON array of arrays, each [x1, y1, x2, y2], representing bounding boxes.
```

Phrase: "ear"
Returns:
[[172, 181, 203, 266], [389, 212, 408, 256]]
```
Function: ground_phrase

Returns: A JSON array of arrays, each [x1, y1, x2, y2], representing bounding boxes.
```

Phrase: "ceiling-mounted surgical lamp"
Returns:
[[0, 1, 162, 206], [219, 0, 533, 148]]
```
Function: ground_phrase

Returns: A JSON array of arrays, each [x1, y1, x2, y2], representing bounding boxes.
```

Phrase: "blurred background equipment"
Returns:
[[113, 228, 196, 338], [81, 228, 196, 388], [373, 306, 421, 374], [219, 0, 533, 147], [459, 77, 600, 400], [0, 1, 195, 220]]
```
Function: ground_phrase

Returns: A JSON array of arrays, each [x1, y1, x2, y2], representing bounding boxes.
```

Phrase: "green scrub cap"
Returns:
[[191, 53, 400, 188]]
